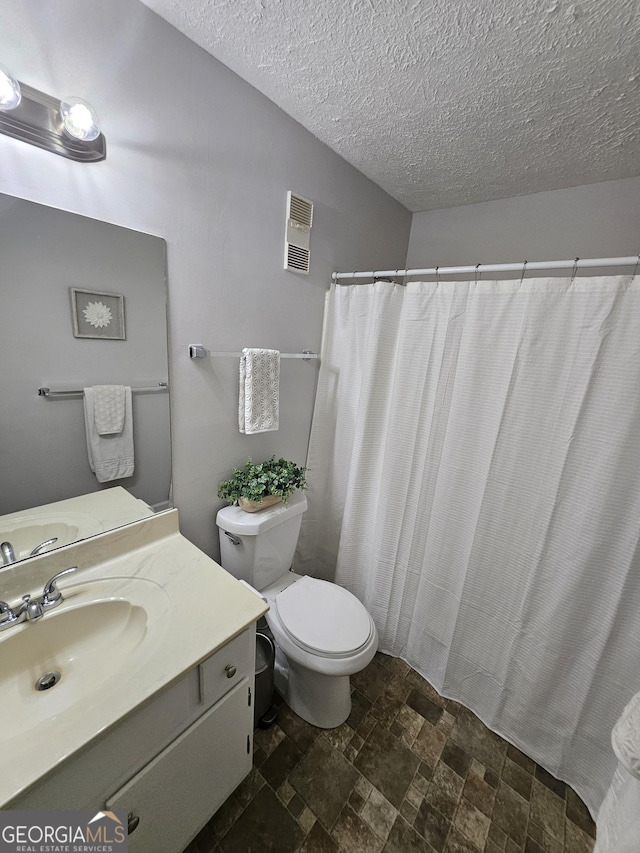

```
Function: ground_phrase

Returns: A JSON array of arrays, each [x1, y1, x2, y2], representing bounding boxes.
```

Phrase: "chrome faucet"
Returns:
[[1, 542, 16, 566], [18, 594, 44, 622], [0, 566, 77, 631], [0, 536, 58, 565]]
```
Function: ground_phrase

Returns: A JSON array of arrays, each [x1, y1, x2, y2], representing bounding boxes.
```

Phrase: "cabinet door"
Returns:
[[106, 678, 252, 853]]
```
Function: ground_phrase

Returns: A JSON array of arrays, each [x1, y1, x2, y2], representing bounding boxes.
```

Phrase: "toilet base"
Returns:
[[262, 573, 378, 729], [284, 659, 352, 729]]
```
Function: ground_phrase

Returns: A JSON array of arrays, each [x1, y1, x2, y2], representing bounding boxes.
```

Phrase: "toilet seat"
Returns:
[[274, 576, 373, 659]]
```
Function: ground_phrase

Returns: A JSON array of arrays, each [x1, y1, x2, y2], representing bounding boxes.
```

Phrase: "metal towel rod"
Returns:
[[38, 383, 169, 398], [188, 345, 319, 360]]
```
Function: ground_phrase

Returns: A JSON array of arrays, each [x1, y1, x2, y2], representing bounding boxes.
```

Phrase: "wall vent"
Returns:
[[284, 191, 313, 275]]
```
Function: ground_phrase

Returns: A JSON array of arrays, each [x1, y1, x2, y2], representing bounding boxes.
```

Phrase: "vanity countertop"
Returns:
[[0, 509, 268, 807], [0, 486, 155, 540]]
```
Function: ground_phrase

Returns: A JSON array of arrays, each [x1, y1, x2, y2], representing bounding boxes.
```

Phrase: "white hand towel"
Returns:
[[84, 386, 135, 482], [239, 348, 280, 434], [92, 384, 126, 435]]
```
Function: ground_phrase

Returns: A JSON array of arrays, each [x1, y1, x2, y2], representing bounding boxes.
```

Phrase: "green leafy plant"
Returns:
[[217, 457, 307, 506]]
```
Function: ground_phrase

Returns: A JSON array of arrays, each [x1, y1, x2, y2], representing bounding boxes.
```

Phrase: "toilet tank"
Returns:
[[216, 490, 307, 589]]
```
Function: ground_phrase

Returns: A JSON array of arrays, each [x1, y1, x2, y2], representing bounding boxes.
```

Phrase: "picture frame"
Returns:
[[70, 287, 126, 340]]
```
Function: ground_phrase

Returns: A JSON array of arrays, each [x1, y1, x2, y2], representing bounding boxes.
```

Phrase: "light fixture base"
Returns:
[[0, 82, 105, 162]]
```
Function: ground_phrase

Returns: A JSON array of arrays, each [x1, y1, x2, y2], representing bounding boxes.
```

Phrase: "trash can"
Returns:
[[254, 632, 276, 728]]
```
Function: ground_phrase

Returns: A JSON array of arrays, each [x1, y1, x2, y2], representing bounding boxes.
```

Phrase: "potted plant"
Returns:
[[217, 457, 307, 513]]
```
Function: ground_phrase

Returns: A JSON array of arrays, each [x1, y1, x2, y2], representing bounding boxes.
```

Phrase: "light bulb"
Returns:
[[59, 96, 100, 142], [0, 65, 21, 111]]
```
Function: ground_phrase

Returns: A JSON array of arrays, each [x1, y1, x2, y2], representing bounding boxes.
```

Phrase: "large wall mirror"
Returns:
[[0, 193, 171, 565]]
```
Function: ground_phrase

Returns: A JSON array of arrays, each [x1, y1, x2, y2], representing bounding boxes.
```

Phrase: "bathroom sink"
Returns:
[[0, 578, 170, 738], [0, 508, 270, 810], [0, 514, 104, 561]]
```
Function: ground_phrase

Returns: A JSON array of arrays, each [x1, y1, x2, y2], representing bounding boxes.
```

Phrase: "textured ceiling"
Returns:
[[141, 0, 640, 212]]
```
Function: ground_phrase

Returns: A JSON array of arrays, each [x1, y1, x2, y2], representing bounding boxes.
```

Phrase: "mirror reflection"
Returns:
[[0, 194, 172, 565]]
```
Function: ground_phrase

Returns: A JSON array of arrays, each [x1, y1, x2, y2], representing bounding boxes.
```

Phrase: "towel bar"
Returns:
[[188, 345, 319, 360], [38, 383, 169, 398]]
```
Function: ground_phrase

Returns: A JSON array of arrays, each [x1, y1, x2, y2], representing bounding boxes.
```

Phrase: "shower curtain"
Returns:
[[296, 276, 640, 815]]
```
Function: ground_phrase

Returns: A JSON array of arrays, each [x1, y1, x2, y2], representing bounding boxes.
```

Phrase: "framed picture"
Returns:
[[70, 288, 126, 340]]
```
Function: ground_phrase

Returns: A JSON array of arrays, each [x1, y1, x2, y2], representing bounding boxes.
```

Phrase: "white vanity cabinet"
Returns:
[[108, 679, 251, 852], [11, 626, 256, 853]]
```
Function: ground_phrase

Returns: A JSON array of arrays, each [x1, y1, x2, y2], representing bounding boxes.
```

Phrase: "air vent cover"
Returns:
[[284, 191, 313, 275]]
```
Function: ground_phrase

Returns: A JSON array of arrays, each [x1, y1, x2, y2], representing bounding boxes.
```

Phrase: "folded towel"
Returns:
[[92, 384, 126, 435], [84, 386, 135, 482], [239, 348, 280, 434]]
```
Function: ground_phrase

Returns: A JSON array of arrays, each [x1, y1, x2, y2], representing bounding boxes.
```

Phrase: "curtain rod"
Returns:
[[331, 256, 640, 282]]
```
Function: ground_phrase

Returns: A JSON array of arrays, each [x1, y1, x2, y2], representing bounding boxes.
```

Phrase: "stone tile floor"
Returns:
[[184, 652, 596, 853]]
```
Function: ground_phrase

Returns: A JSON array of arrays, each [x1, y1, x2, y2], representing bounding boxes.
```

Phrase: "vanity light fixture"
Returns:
[[0, 67, 105, 162]]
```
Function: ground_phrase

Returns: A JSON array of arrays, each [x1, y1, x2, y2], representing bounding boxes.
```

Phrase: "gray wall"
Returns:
[[0, 0, 411, 558], [407, 177, 640, 270], [0, 196, 171, 515]]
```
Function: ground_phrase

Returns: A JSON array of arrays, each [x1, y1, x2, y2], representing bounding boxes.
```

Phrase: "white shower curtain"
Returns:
[[296, 276, 640, 815]]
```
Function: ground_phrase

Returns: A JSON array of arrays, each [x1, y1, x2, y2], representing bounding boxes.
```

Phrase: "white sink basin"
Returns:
[[0, 508, 269, 809], [0, 578, 170, 738], [0, 514, 104, 561]]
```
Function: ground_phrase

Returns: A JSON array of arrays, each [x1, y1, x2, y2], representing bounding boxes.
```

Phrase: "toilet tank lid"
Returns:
[[216, 489, 307, 535]]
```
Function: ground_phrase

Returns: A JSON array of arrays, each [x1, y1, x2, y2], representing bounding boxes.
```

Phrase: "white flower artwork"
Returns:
[[83, 300, 113, 329], [71, 288, 126, 339]]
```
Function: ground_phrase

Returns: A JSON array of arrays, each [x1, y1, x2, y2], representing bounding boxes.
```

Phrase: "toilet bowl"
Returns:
[[261, 572, 377, 728], [216, 491, 378, 728]]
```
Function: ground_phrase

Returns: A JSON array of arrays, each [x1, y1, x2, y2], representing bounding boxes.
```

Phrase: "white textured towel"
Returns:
[[84, 386, 135, 482], [239, 348, 280, 434], [613, 691, 640, 779], [594, 690, 640, 852], [92, 384, 126, 435]]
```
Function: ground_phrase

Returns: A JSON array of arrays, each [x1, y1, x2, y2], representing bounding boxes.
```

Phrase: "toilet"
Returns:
[[216, 490, 378, 728]]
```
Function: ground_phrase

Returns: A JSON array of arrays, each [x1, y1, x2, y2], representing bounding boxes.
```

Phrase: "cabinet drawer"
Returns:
[[106, 678, 252, 853], [198, 626, 254, 708]]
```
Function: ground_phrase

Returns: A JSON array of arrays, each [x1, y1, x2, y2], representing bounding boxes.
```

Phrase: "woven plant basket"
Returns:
[[238, 495, 283, 513]]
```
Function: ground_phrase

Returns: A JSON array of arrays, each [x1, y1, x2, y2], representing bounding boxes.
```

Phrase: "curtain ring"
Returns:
[[571, 257, 579, 282], [353, 270, 358, 282], [520, 261, 528, 283], [475, 263, 481, 284], [435, 266, 440, 284], [633, 256, 640, 278]]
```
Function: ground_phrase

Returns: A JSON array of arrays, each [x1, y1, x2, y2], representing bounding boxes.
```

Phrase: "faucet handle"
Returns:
[[0, 600, 17, 629], [42, 566, 77, 607], [30, 537, 59, 558]]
